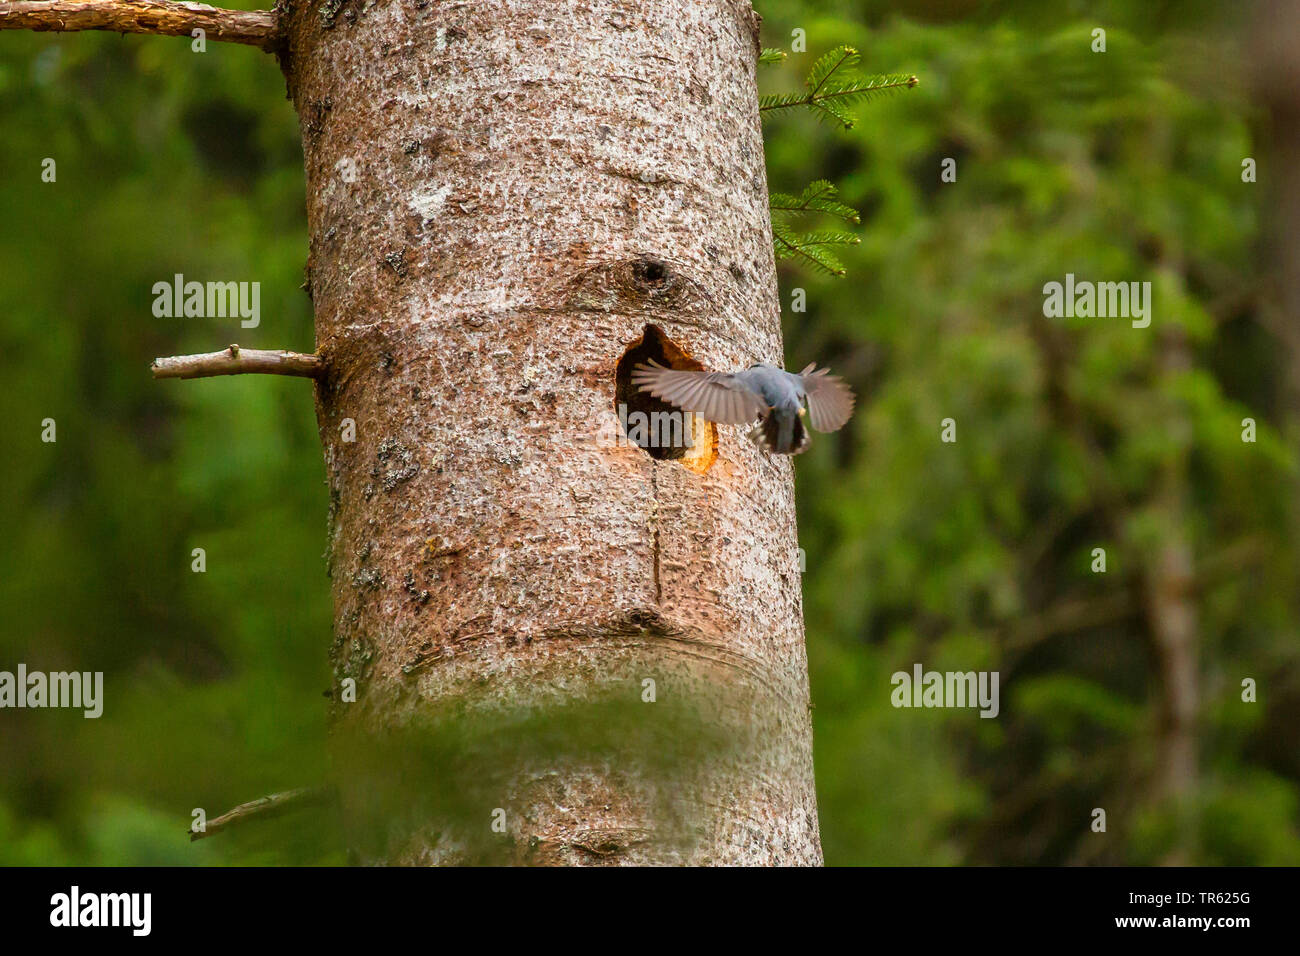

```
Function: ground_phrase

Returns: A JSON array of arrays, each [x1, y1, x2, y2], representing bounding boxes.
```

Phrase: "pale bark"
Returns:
[[152, 345, 323, 379], [190, 786, 334, 841], [0, 0, 277, 47], [280, 0, 821, 864]]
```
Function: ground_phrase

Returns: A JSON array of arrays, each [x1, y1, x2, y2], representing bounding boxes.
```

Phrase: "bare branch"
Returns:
[[190, 786, 334, 842], [0, 0, 277, 49], [152, 345, 323, 380]]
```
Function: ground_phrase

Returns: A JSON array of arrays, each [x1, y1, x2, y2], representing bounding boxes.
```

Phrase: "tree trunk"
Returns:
[[1252, 0, 1300, 420], [279, 0, 821, 865], [1251, 0, 1300, 572]]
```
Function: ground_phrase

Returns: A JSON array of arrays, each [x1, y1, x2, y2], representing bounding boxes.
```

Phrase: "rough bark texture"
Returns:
[[279, 0, 821, 864]]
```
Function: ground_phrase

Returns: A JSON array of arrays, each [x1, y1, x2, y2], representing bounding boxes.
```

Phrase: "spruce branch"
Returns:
[[758, 47, 787, 65], [759, 44, 918, 129], [770, 181, 862, 277], [772, 221, 860, 277], [790, 229, 862, 249], [0, 0, 278, 49], [761, 46, 916, 277], [807, 45, 859, 97], [769, 180, 860, 224]]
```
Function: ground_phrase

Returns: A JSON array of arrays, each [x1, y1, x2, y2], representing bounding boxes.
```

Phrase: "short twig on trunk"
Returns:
[[190, 786, 334, 842], [152, 345, 324, 380]]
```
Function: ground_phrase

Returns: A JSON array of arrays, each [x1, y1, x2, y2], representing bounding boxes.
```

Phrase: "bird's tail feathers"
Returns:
[[762, 409, 808, 455]]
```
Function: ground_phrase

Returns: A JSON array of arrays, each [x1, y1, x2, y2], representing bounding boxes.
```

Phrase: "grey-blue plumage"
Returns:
[[631, 359, 855, 455], [738, 364, 808, 454]]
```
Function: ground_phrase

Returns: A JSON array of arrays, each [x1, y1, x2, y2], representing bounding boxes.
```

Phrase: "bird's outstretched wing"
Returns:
[[631, 360, 767, 425], [799, 363, 856, 432]]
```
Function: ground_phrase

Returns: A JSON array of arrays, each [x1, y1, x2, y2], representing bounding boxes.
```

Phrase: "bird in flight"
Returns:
[[631, 359, 855, 455]]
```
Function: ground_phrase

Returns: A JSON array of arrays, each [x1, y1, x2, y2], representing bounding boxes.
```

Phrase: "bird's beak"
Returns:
[[798, 407, 807, 417]]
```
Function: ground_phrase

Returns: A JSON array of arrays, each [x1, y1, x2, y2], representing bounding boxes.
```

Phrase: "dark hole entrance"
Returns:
[[614, 325, 717, 472], [634, 258, 668, 284]]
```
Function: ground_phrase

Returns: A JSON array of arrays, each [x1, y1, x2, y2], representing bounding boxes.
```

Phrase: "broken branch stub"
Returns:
[[151, 346, 324, 380]]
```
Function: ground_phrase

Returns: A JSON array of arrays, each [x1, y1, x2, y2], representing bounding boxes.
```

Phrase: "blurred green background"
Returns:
[[1, 0, 1297, 865]]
